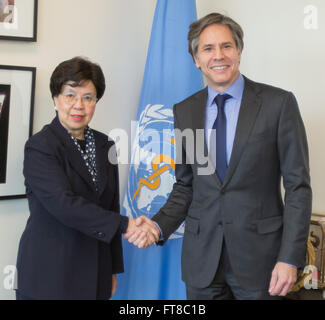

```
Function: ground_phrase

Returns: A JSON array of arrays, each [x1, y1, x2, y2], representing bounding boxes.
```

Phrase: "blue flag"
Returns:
[[114, 0, 203, 300]]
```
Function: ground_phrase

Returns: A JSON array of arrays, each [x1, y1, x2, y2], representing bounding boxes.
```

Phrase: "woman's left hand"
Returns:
[[111, 274, 118, 297]]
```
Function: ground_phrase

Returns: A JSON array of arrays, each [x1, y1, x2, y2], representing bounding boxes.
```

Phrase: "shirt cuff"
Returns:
[[280, 262, 297, 268], [153, 222, 164, 241]]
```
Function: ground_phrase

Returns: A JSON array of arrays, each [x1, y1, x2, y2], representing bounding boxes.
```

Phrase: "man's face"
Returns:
[[194, 24, 241, 92]]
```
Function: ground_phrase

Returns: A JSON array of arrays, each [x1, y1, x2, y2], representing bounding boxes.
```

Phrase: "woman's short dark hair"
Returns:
[[50, 56, 106, 101], [188, 13, 244, 60]]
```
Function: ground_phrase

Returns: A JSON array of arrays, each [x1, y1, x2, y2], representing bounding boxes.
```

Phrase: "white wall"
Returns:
[[0, 0, 324, 299]]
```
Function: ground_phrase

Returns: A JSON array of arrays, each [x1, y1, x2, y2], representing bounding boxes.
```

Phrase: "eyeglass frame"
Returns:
[[59, 91, 98, 106]]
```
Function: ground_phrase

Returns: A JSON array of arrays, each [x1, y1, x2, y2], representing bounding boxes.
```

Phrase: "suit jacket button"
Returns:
[[93, 231, 105, 238], [220, 189, 225, 195]]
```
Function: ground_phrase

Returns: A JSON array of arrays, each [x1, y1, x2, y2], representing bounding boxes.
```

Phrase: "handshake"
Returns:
[[123, 216, 161, 249]]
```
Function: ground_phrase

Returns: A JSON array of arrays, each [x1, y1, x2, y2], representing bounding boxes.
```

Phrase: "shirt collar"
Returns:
[[207, 73, 245, 107]]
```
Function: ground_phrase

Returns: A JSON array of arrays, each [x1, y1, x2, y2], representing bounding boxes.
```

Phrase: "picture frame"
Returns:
[[310, 213, 325, 288], [0, 65, 36, 199], [0, 0, 38, 41]]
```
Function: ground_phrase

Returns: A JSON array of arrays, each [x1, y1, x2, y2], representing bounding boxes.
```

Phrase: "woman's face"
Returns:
[[54, 80, 97, 139]]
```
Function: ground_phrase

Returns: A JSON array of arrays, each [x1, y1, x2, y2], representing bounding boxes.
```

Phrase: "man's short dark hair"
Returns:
[[50, 56, 106, 101], [188, 13, 244, 60]]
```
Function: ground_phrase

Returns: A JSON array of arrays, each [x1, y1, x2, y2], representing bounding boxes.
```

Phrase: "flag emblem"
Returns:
[[123, 103, 184, 239]]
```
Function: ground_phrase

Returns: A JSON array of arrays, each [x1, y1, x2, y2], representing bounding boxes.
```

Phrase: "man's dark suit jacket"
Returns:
[[152, 76, 312, 290], [16, 116, 128, 300]]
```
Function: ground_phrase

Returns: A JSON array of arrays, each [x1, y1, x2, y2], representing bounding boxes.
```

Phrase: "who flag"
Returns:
[[114, 0, 203, 300]]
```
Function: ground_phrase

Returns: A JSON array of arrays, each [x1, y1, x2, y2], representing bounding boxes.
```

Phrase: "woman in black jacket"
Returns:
[[16, 57, 157, 300]]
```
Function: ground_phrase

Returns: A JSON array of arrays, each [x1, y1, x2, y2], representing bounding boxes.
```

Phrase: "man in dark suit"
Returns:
[[126, 13, 312, 299]]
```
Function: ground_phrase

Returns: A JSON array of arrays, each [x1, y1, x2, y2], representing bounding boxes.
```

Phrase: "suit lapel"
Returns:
[[191, 88, 223, 187], [48, 117, 98, 192], [223, 77, 262, 186], [94, 132, 109, 196], [191, 88, 209, 156]]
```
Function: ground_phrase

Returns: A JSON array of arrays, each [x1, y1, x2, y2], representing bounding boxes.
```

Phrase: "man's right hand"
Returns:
[[123, 216, 160, 249]]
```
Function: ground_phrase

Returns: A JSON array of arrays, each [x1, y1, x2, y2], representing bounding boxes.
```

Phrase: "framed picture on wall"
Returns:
[[0, 65, 36, 199], [0, 0, 38, 41]]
